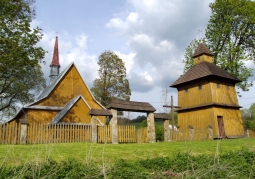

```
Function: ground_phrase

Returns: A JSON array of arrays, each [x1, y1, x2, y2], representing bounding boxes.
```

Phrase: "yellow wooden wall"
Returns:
[[178, 108, 215, 130], [36, 65, 97, 107], [193, 54, 213, 64], [178, 79, 212, 108], [212, 107, 244, 137], [30, 64, 105, 124], [210, 80, 238, 105], [27, 110, 59, 124], [178, 107, 244, 138], [178, 80, 239, 109]]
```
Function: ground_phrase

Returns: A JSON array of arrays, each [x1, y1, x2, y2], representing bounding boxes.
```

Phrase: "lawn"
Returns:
[[0, 138, 255, 166]]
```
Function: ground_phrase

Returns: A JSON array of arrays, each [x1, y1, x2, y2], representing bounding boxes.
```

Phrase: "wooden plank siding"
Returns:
[[178, 108, 215, 134], [212, 107, 244, 137], [136, 127, 147, 143], [178, 80, 238, 109], [178, 107, 244, 138]]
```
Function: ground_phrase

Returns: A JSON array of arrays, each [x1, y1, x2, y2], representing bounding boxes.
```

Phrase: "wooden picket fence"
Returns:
[[27, 123, 91, 144], [97, 125, 137, 143], [1, 123, 254, 144], [0, 123, 20, 144]]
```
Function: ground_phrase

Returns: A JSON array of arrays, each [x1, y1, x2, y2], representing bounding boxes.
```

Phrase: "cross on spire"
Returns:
[[198, 29, 203, 39]]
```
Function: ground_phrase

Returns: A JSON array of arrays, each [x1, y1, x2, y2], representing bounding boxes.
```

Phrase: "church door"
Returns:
[[217, 116, 226, 138]]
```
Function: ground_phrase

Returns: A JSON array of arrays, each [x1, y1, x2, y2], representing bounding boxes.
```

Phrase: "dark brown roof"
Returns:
[[177, 103, 242, 112], [89, 109, 112, 116], [106, 99, 156, 112], [192, 43, 213, 58], [154, 113, 170, 120], [170, 62, 241, 87]]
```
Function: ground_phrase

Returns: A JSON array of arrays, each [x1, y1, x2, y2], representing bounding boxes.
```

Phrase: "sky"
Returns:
[[33, 0, 255, 116]]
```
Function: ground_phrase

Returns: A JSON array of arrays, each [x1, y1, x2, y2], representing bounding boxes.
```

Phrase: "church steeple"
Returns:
[[192, 43, 213, 65], [49, 36, 60, 85]]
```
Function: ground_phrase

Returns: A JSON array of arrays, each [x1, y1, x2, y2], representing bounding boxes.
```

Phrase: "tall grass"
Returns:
[[0, 138, 255, 178]]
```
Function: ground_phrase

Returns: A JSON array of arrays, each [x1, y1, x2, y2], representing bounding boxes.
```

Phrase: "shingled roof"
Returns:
[[50, 36, 60, 67], [154, 113, 170, 120], [192, 43, 213, 58], [89, 109, 112, 116], [106, 99, 156, 112], [170, 61, 241, 87]]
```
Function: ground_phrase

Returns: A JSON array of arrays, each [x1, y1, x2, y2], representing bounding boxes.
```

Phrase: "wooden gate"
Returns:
[[97, 125, 138, 143]]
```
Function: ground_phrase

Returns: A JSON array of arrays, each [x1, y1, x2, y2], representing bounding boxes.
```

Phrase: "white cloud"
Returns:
[[105, 0, 213, 93], [114, 51, 135, 74]]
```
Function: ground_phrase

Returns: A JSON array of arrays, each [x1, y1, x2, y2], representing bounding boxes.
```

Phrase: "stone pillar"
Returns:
[[20, 119, 28, 144], [110, 109, 118, 144], [147, 112, 156, 143], [164, 119, 170, 142], [91, 115, 98, 143]]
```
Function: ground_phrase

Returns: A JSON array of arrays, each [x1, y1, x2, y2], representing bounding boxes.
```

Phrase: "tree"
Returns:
[[91, 51, 131, 107], [183, 0, 255, 92], [241, 103, 255, 130], [0, 0, 46, 119]]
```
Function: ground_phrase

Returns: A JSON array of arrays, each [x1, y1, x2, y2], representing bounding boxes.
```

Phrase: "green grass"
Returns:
[[0, 138, 255, 167]]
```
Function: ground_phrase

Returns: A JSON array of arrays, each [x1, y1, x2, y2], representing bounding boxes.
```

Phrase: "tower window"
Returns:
[[198, 84, 202, 90], [185, 88, 188, 93], [198, 57, 200, 60], [217, 83, 220, 88], [226, 85, 230, 90]]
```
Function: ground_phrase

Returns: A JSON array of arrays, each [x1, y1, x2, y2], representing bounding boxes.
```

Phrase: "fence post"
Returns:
[[20, 119, 28, 144], [110, 109, 118, 144], [91, 115, 98, 143], [164, 119, 170, 142], [147, 112, 155, 143], [188, 125, 194, 141]]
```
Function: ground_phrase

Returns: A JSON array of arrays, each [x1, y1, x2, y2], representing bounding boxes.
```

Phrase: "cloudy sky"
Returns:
[[33, 0, 255, 114]]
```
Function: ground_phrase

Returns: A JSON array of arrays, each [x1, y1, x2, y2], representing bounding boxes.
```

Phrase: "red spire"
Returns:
[[50, 36, 60, 67]]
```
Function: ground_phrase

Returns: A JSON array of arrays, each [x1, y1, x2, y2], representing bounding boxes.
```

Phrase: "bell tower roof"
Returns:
[[50, 36, 60, 67], [192, 43, 213, 58]]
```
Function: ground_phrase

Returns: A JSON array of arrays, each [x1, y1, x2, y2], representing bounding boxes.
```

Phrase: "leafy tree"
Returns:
[[183, 0, 255, 92], [91, 51, 131, 107], [242, 103, 255, 130], [0, 0, 46, 119]]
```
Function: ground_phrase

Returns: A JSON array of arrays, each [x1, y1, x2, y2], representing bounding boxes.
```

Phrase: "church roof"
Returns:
[[170, 61, 241, 87], [50, 36, 60, 67], [192, 43, 213, 58], [36, 62, 74, 101], [50, 95, 89, 124]]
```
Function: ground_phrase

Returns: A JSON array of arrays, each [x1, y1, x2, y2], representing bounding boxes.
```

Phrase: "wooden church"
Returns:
[[170, 43, 244, 138], [7, 37, 107, 125]]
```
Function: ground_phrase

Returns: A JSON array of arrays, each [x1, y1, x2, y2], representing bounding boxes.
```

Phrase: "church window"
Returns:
[[198, 57, 200, 60], [226, 85, 230, 90], [185, 88, 188, 93], [217, 83, 220, 88], [198, 84, 202, 90]]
